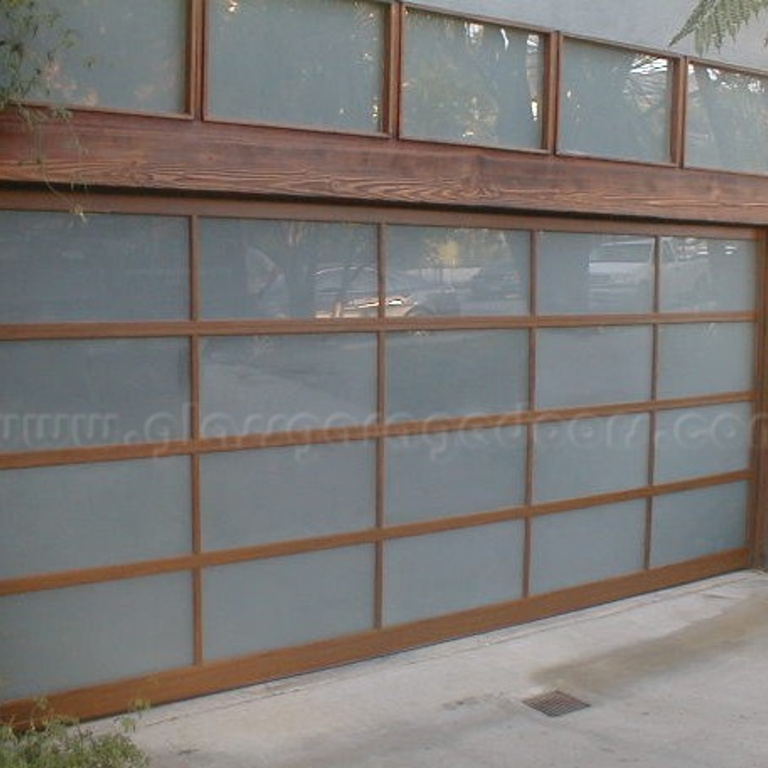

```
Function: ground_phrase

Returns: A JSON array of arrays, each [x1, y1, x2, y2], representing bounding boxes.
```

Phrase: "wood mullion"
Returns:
[[0, 390, 757, 471], [386, 2, 403, 137], [749, 233, 768, 566], [645, 236, 662, 570], [548, 32, 563, 154], [0, 468, 751, 599], [523, 231, 539, 598], [188, 0, 205, 119], [0, 191, 760, 241], [374, 224, 388, 629], [671, 57, 688, 168]]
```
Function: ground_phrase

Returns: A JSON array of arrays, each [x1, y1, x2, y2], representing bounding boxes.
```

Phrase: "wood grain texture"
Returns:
[[3, 113, 768, 225]]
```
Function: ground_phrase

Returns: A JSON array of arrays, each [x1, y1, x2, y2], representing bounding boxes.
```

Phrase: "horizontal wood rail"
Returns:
[[3, 113, 768, 226], [0, 548, 749, 727]]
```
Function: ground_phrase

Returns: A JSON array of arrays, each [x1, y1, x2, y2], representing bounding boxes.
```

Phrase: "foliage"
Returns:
[[0, 708, 149, 768], [671, 0, 768, 53], [0, 0, 75, 116]]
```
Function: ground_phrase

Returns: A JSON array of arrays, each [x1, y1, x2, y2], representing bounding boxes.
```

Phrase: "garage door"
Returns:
[[0, 201, 760, 721]]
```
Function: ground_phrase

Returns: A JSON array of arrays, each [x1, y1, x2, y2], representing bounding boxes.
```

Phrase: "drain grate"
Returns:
[[522, 690, 591, 717]]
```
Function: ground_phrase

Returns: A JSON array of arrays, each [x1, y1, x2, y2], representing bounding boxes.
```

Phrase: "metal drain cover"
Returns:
[[523, 690, 591, 717]]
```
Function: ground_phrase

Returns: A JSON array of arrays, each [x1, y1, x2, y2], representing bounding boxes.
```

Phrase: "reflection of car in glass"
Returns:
[[468, 260, 520, 300], [315, 266, 460, 317], [588, 238, 713, 308]]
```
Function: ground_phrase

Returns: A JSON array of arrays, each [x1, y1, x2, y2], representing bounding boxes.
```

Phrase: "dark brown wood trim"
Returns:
[[671, 57, 687, 168], [750, 235, 768, 566], [0, 190, 761, 238], [387, 2, 403, 138], [188, 0, 204, 119], [1, 548, 747, 726], [0, 390, 756, 471], [6, 117, 768, 224]]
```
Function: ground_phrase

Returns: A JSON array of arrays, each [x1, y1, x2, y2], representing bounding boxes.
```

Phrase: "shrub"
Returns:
[[0, 709, 149, 768]]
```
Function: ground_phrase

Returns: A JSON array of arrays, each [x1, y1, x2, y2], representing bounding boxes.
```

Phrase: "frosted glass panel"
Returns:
[[208, 0, 384, 132], [201, 334, 376, 437], [537, 326, 652, 408], [658, 323, 754, 398], [408, 0, 768, 72], [560, 40, 672, 163], [387, 330, 528, 422], [531, 501, 646, 594], [204, 546, 374, 659], [386, 427, 526, 525], [651, 483, 748, 566], [0, 573, 193, 701], [0, 339, 190, 452], [402, 9, 544, 148], [659, 238, 756, 312], [687, 65, 768, 174], [202, 442, 375, 549], [383, 522, 524, 625], [0, 458, 191, 579], [387, 226, 530, 316], [534, 414, 650, 502], [655, 403, 752, 483], [538, 233, 654, 314], [28, 0, 187, 112], [0, 212, 189, 322], [201, 219, 377, 319]]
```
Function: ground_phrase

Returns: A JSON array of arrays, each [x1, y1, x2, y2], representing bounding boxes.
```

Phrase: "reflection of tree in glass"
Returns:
[[687, 66, 768, 172], [403, 10, 542, 148], [28, 0, 186, 113], [562, 43, 671, 162], [212, 0, 383, 130]]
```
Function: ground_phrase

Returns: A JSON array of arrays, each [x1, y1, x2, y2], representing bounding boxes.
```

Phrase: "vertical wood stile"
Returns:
[[748, 232, 768, 566], [523, 230, 539, 597]]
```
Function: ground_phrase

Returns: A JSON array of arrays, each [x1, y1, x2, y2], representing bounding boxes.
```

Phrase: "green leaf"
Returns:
[[671, 0, 768, 53]]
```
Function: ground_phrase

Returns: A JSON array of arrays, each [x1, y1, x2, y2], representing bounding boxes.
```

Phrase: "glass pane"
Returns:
[[687, 64, 768, 174], [383, 522, 524, 625], [201, 334, 376, 438], [534, 414, 650, 503], [0, 573, 193, 701], [651, 482, 749, 566], [204, 546, 375, 659], [201, 219, 377, 320], [537, 326, 653, 408], [658, 323, 754, 399], [27, 0, 187, 113], [0, 458, 191, 580], [385, 426, 526, 525], [0, 211, 189, 322], [654, 403, 752, 484], [560, 40, 672, 163], [0, 339, 190, 452], [386, 330, 528, 422], [530, 500, 646, 594], [402, 9, 544, 149], [387, 226, 530, 316], [201, 442, 375, 550], [659, 238, 756, 312], [208, 0, 384, 132], [538, 233, 654, 314], [399, 1, 768, 72]]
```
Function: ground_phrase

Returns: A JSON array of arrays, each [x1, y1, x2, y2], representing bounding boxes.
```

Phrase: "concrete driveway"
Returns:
[[129, 571, 768, 768]]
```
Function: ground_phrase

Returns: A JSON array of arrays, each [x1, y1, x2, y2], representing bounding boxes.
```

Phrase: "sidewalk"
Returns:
[[130, 571, 768, 768]]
